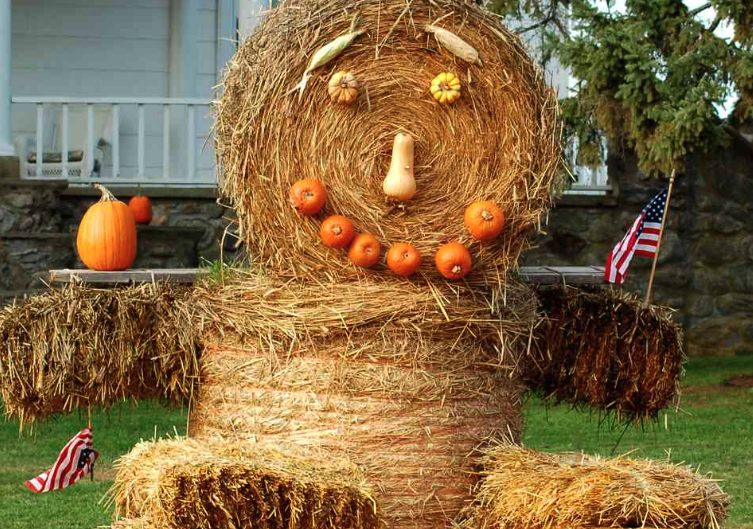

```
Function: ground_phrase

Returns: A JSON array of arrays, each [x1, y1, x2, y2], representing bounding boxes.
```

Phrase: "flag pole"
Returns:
[[87, 404, 94, 481], [644, 169, 676, 308]]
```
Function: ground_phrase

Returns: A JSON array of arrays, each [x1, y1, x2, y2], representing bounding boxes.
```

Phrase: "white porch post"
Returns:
[[0, 0, 15, 156]]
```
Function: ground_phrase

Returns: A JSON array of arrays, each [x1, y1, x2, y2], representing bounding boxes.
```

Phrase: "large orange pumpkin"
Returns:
[[128, 191, 153, 225], [76, 184, 137, 271]]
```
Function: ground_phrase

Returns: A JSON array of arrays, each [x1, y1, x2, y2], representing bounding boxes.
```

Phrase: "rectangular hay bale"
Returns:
[[110, 438, 378, 529], [463, 444, 729, 529]]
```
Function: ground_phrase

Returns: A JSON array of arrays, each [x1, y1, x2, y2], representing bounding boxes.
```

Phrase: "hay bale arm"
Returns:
[[0, 283, 201, 428], [525, 285, 685, 423]]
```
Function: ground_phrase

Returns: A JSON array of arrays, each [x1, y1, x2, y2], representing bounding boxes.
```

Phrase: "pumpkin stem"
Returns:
[[452, 265, 462, 275], [481, 210, 494, 221], [94, 183, 119, 203], [333, 225, 342, 235]]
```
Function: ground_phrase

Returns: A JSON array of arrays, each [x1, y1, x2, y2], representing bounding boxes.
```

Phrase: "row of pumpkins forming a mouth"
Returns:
[[75, 184, 153, 271], [290, 133, 506, 281]]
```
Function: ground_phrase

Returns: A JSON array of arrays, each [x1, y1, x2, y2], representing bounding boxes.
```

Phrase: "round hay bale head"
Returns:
[[189, 338, 523, 529], [215, 0, 563, 283]]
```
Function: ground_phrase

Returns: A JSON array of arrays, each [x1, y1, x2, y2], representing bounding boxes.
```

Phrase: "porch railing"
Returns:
[[11, 97, 215, 187], [12, 96, 610, 194]]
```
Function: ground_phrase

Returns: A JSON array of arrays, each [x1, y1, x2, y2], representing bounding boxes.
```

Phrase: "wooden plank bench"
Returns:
[[48, 266, 606, 286]]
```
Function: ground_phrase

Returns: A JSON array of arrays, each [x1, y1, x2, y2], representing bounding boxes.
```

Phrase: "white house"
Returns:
[[0, 0, 605, 191]]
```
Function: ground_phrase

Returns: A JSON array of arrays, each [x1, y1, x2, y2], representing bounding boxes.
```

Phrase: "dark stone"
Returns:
[[696, 237, 741, 265], [0, 206, 13, 233], [745, 235, 753, 262], [685, 316, 744, 354], [4, 192, 34, 209], [692, 268, 733, 295], [715, 294, 753, 316], [730, 264, 753, 293], [542, 229, 587, 259], [686, 295, 714, 318]]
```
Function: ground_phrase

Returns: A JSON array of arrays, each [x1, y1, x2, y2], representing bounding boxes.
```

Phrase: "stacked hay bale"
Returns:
[[188, 275, 536, 526], [214, 0, 562, 284], [105, 0, 543, 526], [204, 0, 563, 526]]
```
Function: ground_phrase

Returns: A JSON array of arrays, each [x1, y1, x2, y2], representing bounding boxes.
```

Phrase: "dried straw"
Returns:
[[523, 286, 685, 424], [461, 443, 729, 529], [188, 273, 538, 528], [109, 437, 378, 529], [0, 282, 201, 428], [214, 0, 564, 283]]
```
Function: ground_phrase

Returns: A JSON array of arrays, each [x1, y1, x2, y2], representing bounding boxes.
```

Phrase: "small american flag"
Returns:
[[604, 188, 668, 284], [25, 428, 98, 493]]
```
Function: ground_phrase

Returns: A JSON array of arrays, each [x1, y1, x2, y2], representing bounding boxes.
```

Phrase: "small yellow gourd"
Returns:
[[382, 133, 416, 202], [430, 72, 461, 105], [328, 71, 359, 105]]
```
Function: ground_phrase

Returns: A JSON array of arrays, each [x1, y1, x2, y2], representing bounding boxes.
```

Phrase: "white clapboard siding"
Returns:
[[11, 0, 220, 184]]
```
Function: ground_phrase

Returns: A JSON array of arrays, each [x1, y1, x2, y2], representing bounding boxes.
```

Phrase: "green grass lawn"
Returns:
[[1, 355, 751, 529]]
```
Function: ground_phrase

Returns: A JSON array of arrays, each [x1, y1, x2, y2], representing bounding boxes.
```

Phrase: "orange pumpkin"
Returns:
[[76, 184, 137, 271], [435, 242, 472, 280], [387, 242, 421, 277], [289, 179, 327, 215], [128, 192, 153, 225], [464, 201, 505, 241], [348, 233, 381, 268], [320, 215, 356, 248]]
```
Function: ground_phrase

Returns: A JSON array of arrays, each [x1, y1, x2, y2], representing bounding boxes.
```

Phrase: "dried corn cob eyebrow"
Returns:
[[289, 17, 365, 98], [425, 24, 483, 67]]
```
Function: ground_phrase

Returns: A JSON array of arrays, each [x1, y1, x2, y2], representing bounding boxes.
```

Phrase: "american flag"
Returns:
[[604, 188, 668, 284], [25, 428, 98, 493]]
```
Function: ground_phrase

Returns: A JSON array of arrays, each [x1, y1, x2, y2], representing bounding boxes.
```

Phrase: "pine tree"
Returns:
[[486, 0, 753, 175]]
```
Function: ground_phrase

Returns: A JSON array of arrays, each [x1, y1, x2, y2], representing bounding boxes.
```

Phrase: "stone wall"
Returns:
[[0, 181, 240, 303], [523, 130, 753, 357]]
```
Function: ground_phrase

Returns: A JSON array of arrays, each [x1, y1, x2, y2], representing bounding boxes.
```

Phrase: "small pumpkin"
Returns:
[[383, 133, 417, 201], [387, 242, 422, 277], [128, 189, 153, 225], [289, 178, 327, 215], [328, 71, 359, 105], [430, 72, 461, 105], [76, 183, 137, 271], [464, 201, 505, 241], [348, 233, 381, 268], [320, 215, 356, 248], [435, 242, 472, 280]]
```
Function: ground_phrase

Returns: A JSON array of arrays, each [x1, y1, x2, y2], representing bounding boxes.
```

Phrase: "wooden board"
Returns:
[[48, 266, 606, 286], [516, 266, 606, 285], [48, 268, 205, 284]]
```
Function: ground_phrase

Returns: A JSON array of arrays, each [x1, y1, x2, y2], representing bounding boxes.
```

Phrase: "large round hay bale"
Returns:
[[215, 0, 563, 283], [188, 276, 535, 528]]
